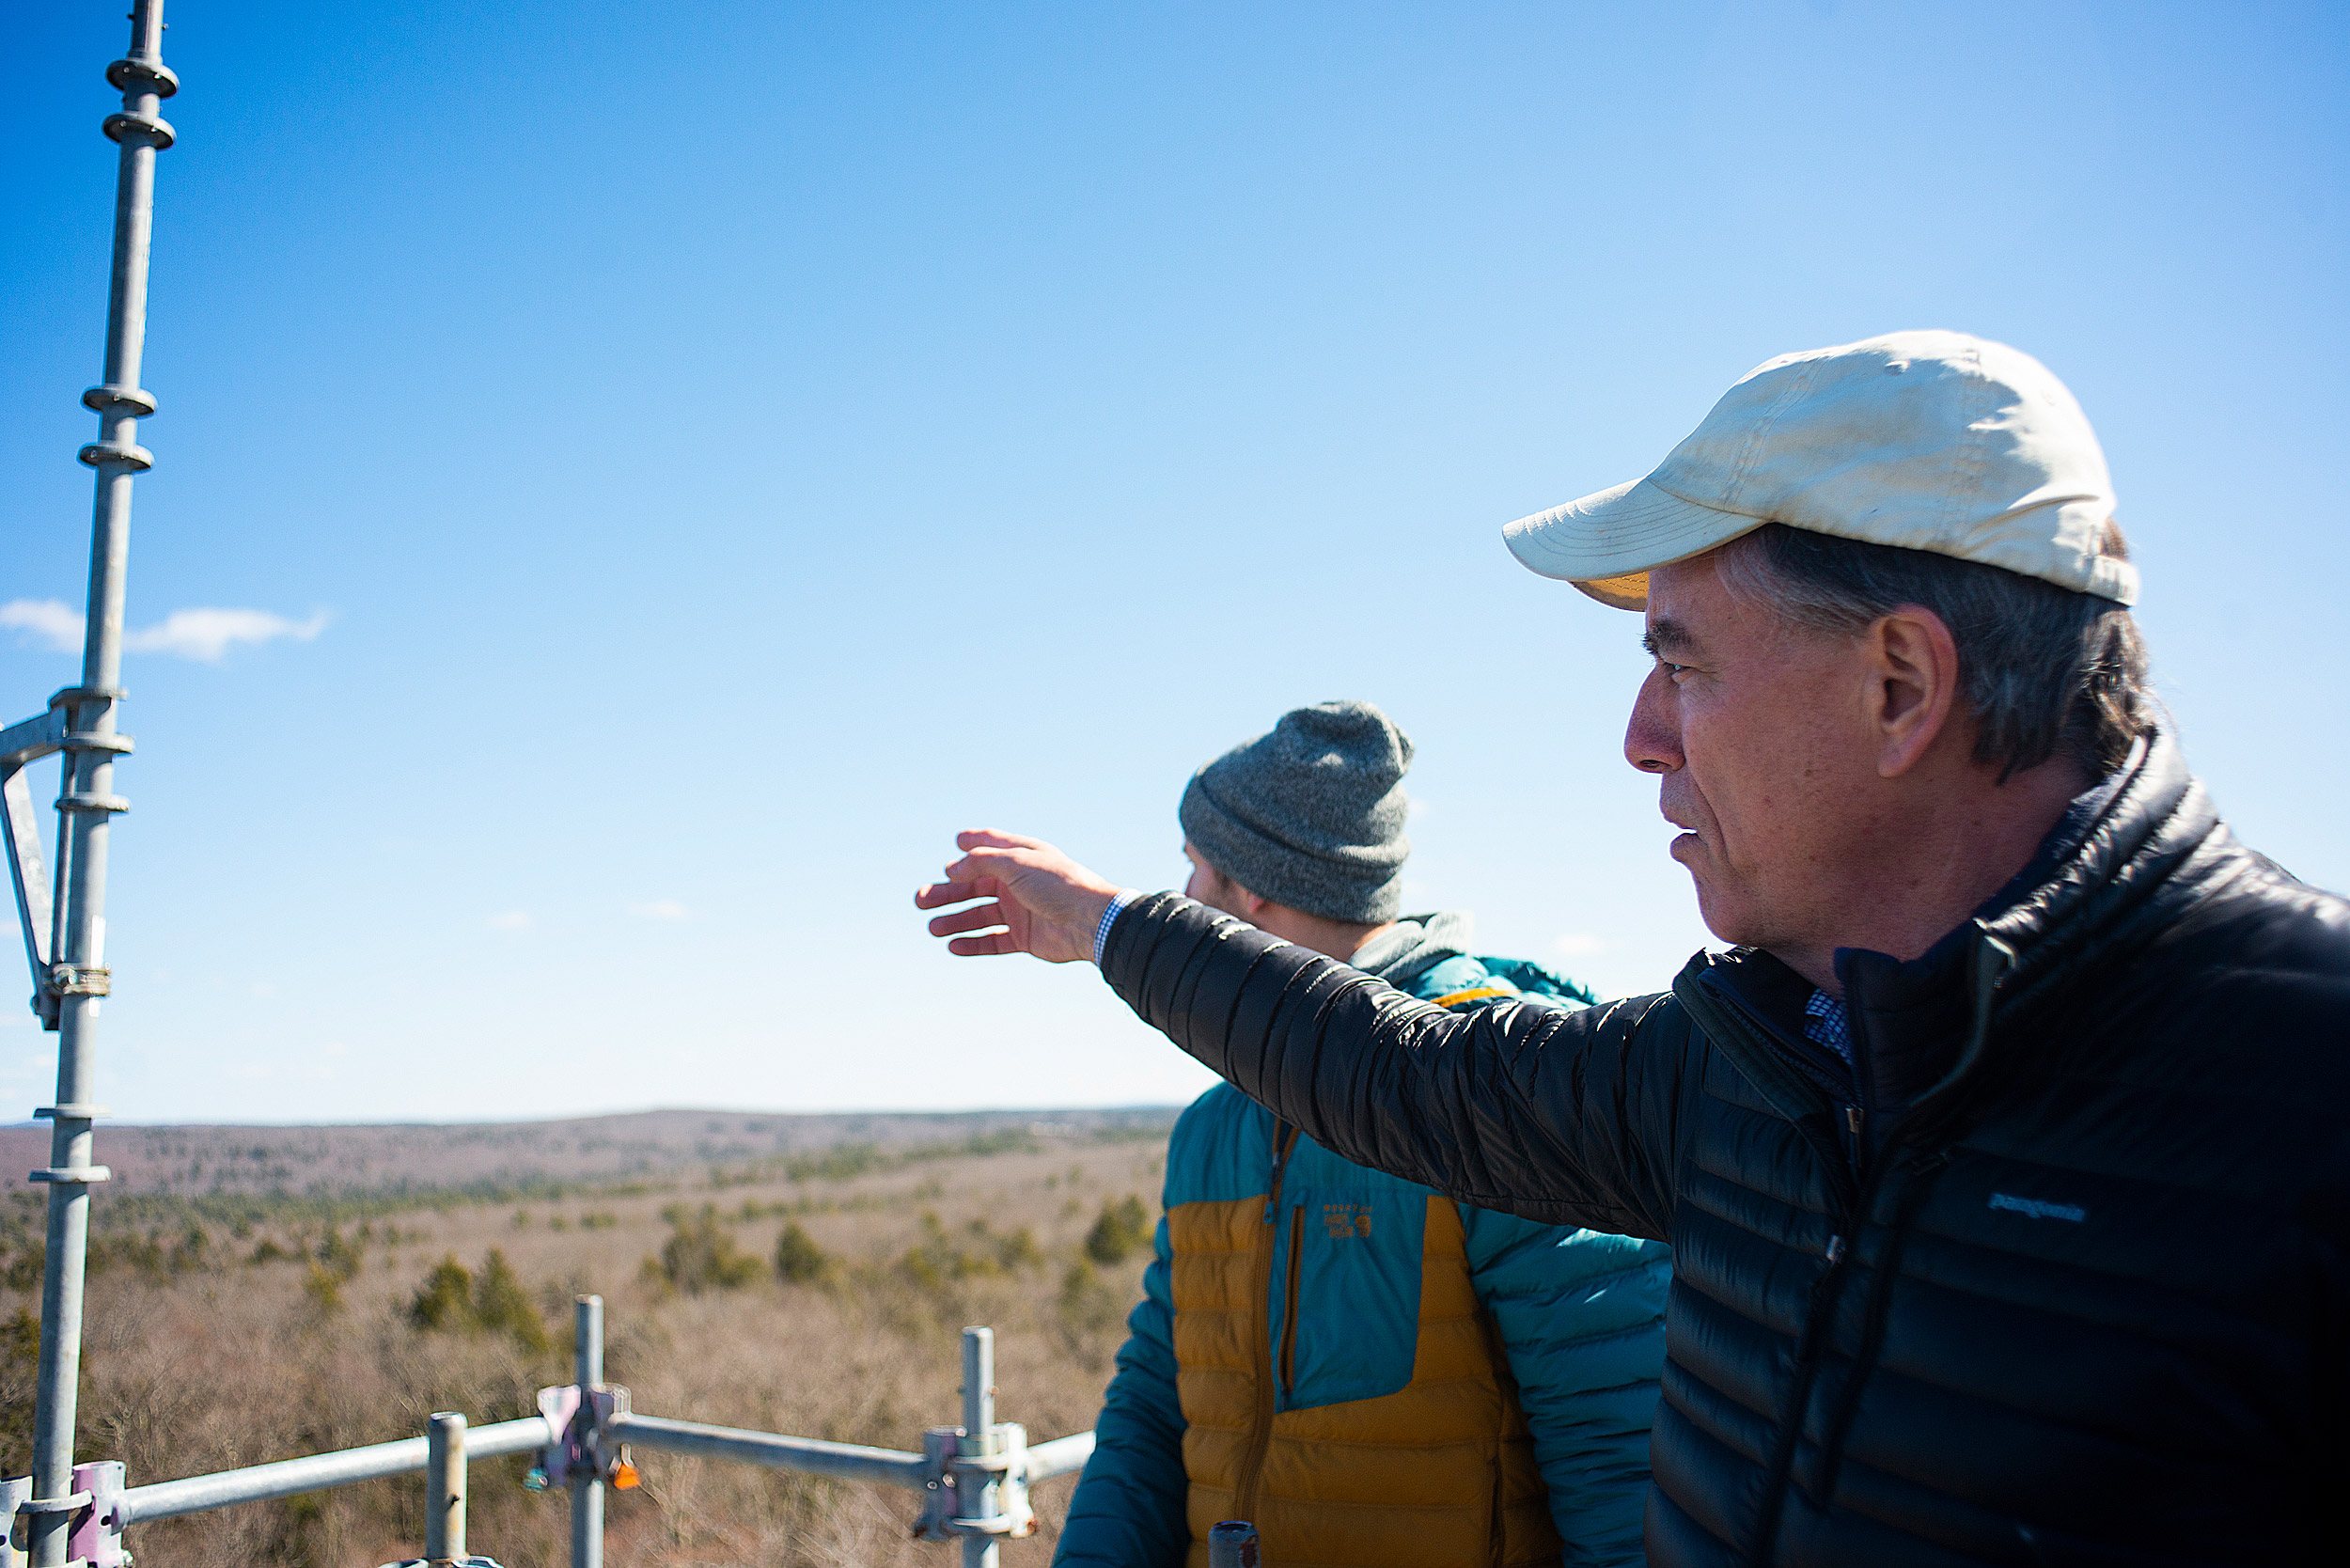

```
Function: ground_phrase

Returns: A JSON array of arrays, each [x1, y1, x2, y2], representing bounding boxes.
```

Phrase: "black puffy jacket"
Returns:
[[1099, 732, 2350, 1565]]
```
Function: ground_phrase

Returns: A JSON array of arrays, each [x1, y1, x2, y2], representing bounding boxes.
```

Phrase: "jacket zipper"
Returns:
[[1684, 941, 2011, 1566], [1677, 975, 1871, 1568], [1279, 1204, 1304, 1397], [1235, 1121, 1298, 1525]]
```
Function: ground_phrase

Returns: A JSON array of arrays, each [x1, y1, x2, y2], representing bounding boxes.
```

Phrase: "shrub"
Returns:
[[302, 1262, 346, 1315], [1056, 1260, 1124, 1352], [993, 1226, 1043, 1273], [168, 1225, 210, 1275], [409, 1256, 476, 1331], [5, 1247, 42, 1292], [651, 1205, 761, 1294], [408, 1250, 549, 1351], [1083, 1196, 1152, 1265], [473, 1249, 548, 1351], [774, 1223, 834, 1286], [315, 1228, 361, 1283]]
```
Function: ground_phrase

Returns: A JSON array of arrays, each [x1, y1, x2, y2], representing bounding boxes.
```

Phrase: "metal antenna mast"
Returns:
[[0, 5, 174, 1563]]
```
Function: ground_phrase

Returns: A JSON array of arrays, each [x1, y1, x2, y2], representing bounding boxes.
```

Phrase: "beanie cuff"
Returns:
[[1180, 775, 1402, 925]]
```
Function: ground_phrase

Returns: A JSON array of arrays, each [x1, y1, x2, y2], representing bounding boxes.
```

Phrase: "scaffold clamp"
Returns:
[[526, 1384, 633, 1491], [911, 1422, 1035, 1541]]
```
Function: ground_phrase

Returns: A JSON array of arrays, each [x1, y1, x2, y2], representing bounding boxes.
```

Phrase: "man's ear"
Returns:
[[1864, 605, 1962, 778]]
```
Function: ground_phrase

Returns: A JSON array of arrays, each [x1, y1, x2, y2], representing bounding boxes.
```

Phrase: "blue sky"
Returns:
[[4, 1, 2343, 1123]]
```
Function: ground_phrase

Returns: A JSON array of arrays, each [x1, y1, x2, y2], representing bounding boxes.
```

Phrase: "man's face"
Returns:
[[1624, 553, 1879, 953], [1183, 842, 1246, 918]]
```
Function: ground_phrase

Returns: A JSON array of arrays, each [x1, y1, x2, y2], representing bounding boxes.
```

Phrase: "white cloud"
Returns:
[[126, 607, 328, 662], [1407, 797, 1432, 821], [0, 599, 326, 662], [1554, 933, 1613, 958], [0, 600, 85, 652], [632, 899, 690, 921], [488, 910, 534, 932]]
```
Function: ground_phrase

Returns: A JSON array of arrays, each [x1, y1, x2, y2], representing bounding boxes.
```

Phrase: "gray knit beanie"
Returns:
[[1178, 701, 1414, 924]]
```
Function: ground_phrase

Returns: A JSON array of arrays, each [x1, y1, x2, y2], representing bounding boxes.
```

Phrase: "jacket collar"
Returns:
[[1350, 911, 1478, 990], [1676, 727, 2220, 1142]]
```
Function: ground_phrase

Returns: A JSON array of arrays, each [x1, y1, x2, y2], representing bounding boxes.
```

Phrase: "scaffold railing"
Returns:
[[0, 1301, 1097, 1568]]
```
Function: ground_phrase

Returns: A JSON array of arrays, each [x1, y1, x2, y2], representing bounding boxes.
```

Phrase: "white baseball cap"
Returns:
[[1501, 330, 2138, 611]]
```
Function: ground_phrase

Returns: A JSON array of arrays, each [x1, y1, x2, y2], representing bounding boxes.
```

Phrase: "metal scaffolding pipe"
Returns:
[[426, 1412, 466, 1563], [26, 6, 174, 1563], [1019, 1431, 1096, 1483], [113, 1415, 550, 1527], [606, 1414, 932, 1488], [571, 1296, 603, 1568], [1208, 1520, 1261, 1568], [959, 1325, 998, 1568]]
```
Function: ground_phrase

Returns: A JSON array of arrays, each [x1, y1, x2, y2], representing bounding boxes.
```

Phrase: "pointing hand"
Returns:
[[916, 830, 1128, 965]]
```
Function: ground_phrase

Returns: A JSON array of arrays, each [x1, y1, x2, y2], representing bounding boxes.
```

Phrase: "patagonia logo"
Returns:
[[1988, 1192, 2087, 1223], [1322, 1202, 1372, 1240]]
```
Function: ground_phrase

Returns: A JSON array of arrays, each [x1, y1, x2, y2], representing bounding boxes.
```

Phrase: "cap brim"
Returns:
[[1501, 477, 1765, 611]]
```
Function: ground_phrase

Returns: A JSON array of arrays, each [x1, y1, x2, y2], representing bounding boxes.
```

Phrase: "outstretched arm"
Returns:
[[1098, 891, 1683, 1237], [916, 840, 1684, 1239]]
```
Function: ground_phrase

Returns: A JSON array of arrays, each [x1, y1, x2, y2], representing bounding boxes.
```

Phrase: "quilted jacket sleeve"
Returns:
[[1463, 1210, 1671, 1567], [1051, 1215, 1187, 1568], [1101, 893, 1691, 1241]]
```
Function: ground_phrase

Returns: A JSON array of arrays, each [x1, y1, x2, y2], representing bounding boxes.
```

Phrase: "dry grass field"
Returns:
[[0, 1116, 1178, 1567]]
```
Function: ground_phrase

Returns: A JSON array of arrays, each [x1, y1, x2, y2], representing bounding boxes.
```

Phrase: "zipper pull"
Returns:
[[1825, 1234, 1846, 1264], [1845, 1105, 1865, 1140], [1264, 1121, 1294, 1221]]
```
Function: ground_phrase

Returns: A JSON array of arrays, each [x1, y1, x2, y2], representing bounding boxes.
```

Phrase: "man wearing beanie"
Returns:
[[1053, 701, 1670, 1568]]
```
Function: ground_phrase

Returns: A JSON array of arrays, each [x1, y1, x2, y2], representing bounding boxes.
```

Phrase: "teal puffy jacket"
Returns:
[[1055, 915, 1671, 1566]]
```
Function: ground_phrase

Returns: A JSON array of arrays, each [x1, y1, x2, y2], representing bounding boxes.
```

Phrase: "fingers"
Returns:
[[918, 831, 1109, 967], [957, 828, 1049, 853], [948, 933, 1020, 957], [940, 848, 1036, 886], [926, 902, 1010, 938], [915, 879, 988, 910]]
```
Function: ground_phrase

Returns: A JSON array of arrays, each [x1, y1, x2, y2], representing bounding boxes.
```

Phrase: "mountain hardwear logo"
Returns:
[[1988, 1192, 2087, 1223]]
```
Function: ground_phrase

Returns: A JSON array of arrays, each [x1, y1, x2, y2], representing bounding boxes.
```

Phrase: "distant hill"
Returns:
[[0, 1106, 1180, 1200]]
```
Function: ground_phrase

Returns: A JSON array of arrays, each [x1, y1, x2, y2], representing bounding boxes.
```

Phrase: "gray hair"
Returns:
[[1713, 523, 2152, 780]]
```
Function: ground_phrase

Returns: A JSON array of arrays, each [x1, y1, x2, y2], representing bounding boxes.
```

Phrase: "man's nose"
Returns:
[[1624, 666, 1683, 775]]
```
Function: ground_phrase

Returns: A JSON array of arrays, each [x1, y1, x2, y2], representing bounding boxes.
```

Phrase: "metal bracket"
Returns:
[[100, 113, 175, 150], [8, 1462, 124, 1568], [104, 56, 179, 96], [30, 1168, 112, 1185], [910, 1422, 1035, 1542], [2, 758, 55, 1021], [1, 689, 133, 1031], [529, 1383, 632, 1489], [75, 445, 153, 473], [80, 388, 155, 419], [46, 967, 111, 998], [70, 1462, 126, 1568]]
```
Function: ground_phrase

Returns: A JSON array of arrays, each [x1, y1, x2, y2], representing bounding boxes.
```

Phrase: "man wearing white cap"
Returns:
[[917, 332, 2350, 1564]]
